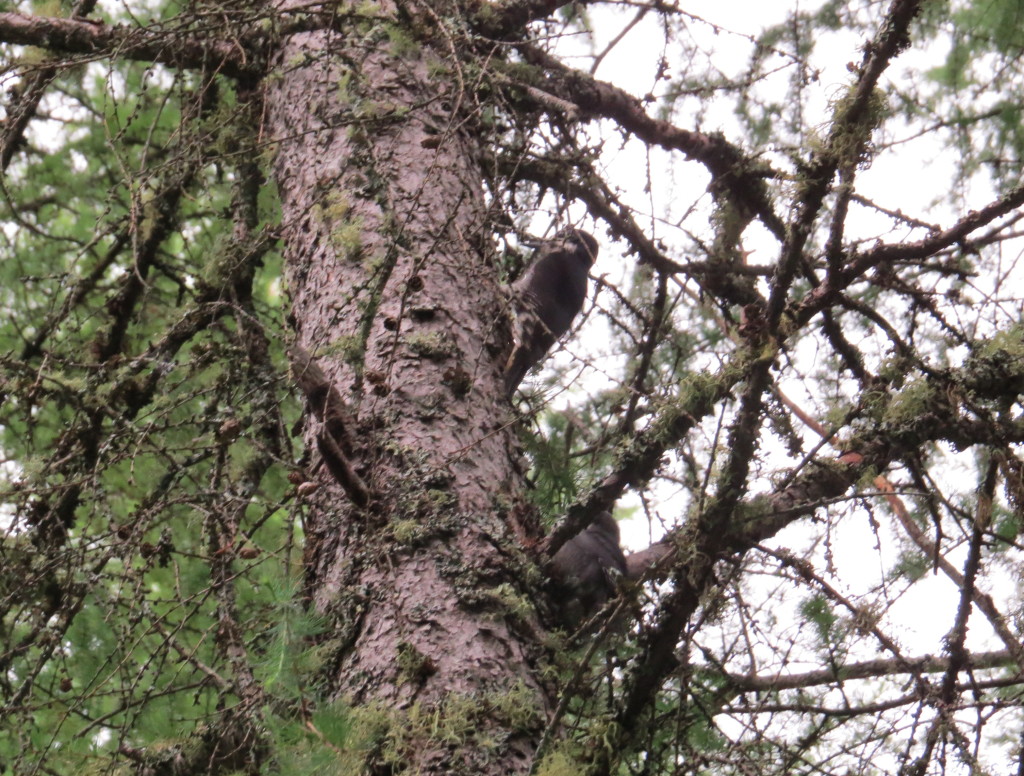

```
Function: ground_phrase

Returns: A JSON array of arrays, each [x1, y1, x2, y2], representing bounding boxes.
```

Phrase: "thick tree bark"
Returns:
[[265, 7, 548, 773]]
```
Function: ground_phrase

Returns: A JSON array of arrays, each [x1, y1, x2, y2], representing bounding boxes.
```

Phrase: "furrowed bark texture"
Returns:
[[265, 11, 544, 773]]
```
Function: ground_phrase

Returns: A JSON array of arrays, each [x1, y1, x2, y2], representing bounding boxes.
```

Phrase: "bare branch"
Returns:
[[727, 649, 1017, 693], [0, 11, 254, 78], [504, 46, 787, 241]]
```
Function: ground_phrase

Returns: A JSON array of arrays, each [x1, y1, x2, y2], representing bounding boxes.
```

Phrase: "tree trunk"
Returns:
[[265, 9, 548, 772]]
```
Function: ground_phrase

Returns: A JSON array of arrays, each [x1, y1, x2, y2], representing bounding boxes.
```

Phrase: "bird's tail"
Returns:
[[503, 346, 532, 398]]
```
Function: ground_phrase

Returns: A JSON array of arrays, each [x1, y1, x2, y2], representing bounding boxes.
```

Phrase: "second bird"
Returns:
[[549, 510, 627, 626], [503, 228, 599, 397]]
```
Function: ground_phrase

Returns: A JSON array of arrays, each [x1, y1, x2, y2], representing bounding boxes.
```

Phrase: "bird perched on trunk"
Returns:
[[503, 228, 599, 397], [549, 510, 627, 625]]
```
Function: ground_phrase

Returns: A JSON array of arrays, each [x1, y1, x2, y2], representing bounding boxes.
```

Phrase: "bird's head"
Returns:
[[554, 227, 599, 266]]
